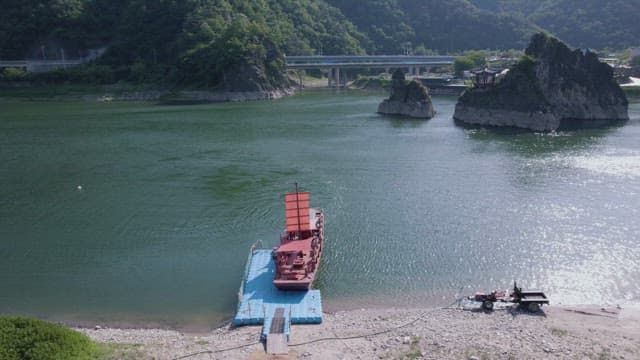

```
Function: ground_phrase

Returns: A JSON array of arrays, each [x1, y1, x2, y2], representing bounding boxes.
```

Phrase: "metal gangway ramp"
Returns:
[[266, 307, 288, 355]]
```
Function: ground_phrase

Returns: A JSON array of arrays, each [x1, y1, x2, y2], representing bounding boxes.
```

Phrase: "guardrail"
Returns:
[[0, 59, 84, 72], [286, 55, 457, 68]]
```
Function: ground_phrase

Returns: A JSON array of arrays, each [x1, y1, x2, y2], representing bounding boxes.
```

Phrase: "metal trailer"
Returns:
[[472, 282, 549, 312], [511, 286, 549, 312]]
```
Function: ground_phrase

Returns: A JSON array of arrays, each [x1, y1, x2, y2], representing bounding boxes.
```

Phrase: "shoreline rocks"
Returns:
[[454, 33, 629, 131], [77, 304, 640, 360], [157, 88, 295, 104], [1, 87, 295, 103], [378, 70, 435, 119], [88, 88, 295, 103]]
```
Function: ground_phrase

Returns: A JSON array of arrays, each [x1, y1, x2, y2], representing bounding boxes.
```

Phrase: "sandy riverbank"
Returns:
[[77, 304, 640, 359]]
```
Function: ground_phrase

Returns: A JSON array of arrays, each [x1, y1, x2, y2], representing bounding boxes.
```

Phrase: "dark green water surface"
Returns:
[[1, 90, 639, 329]]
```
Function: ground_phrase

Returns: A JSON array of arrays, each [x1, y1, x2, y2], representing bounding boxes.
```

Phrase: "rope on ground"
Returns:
[[172, 298, 464, 359], [290, 299, 461, 347], [171, 341, 261, 360]]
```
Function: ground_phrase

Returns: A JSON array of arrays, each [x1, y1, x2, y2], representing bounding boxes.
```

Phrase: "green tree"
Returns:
[[454, 50, 487, 76], [0, 0, 84, 58], [454, 57, 475, 76], [465, 50, 488, 67]]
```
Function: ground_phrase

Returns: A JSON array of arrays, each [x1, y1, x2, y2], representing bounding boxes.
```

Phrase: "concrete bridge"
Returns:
[[1, 48, 106, 73], [2, 54, 458, 87], [0, 59, 84, 73], [285, 55, 458, 87]]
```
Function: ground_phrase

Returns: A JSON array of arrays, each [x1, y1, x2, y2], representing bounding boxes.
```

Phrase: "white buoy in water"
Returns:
[[77, 185, 83, 190]]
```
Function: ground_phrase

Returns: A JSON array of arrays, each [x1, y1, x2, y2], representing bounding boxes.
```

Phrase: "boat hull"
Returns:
[[273, 279, 314, 291]]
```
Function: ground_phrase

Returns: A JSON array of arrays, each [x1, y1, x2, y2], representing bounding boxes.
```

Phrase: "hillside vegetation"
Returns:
[[0, 0, 366, 90], [325, 0, 536, 53], [1, 0, 638, 90], [470, 0, 640, 50]]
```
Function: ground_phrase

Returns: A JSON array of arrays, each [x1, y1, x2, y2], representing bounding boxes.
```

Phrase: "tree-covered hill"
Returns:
[[1, 0, 638, 90], [470, 0, 640, 50], [325, 0, 537, 54], [0, 0, 367, 90], [0, 0, 368, 60], [329, 0, 640, 54]]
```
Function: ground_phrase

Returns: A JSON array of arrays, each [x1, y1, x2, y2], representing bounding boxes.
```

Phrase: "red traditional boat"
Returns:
[[273, 186, 324, 291]]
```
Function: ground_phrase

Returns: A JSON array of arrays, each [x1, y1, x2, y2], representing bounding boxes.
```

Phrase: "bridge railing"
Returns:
[[285, 55, 458, 65]]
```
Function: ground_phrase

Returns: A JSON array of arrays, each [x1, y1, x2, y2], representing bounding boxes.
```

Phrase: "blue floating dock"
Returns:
[[233, 249, 322, 340]]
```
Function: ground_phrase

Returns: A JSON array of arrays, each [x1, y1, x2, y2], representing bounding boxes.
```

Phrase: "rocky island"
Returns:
[[454, 33, 629, 131], [378, 70, 435, 119]]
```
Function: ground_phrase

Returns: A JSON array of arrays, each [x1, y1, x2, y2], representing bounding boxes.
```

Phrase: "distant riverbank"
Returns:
[[0, 83, 295, 103], [3, 80, 634, 103]]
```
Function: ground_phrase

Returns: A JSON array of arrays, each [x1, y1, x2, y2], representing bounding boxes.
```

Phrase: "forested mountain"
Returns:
[[1, 0, 638, 89], [0, 0, 367, 89], [0, 0, 366, 60], [325, 0, 536, 54], [470, 0, 640, 50]]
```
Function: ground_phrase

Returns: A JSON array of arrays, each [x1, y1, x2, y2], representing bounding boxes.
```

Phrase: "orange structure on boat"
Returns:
[[273, 186, 324, 291]]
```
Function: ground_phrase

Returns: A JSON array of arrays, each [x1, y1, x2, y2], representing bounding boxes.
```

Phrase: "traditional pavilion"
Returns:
[[471, 68, 499, 88]]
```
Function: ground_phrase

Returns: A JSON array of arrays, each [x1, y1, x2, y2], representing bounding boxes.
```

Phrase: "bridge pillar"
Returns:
[[297, 70, 303, 90], [327, 67, 341, 88]]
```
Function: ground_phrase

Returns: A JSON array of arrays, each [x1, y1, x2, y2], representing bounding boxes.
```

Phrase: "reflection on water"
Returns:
[[460, 111, 640, 308], [573, 153, 640, 179], [465, 127, 617, 156], [0, 92, 639, 328]]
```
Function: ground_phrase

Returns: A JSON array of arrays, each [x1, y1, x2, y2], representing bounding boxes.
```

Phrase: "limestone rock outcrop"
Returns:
[[454, 33, 629, 131], [220, 38, 292, 93], [378, 70, 435, 118]]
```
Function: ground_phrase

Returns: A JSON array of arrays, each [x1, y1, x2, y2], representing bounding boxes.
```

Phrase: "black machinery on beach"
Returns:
[[470, 282, 549, 312]]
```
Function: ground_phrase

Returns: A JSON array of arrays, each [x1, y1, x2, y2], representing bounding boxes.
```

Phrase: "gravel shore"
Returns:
[[78, 304, 640, 360]]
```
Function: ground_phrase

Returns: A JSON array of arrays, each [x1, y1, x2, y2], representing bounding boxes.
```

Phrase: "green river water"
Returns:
[[1, 90, 639, 330]]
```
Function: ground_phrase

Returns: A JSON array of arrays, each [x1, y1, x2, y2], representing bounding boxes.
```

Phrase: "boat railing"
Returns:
[[250, 239, 263, 253], [237, 240, 262, 312]]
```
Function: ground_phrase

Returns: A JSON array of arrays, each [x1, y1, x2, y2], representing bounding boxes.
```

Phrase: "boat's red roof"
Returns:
[[285, 192, 310, 232]]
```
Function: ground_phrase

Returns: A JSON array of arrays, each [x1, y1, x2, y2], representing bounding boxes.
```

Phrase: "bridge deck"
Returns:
[[0, 59, 84, 73], [285, 55, 457, 69]]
